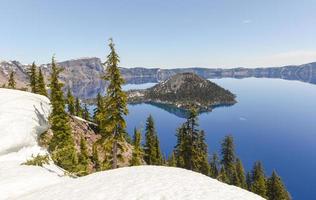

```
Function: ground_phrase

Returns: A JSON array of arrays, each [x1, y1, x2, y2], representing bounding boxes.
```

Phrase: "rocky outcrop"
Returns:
[[127, 73, 236, 111]]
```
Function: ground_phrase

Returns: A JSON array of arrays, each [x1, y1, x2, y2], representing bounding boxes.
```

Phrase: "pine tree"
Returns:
[[144, 115, 162, 165], [8, 71, 16, 89], [267, 171, 291, 200], [101, 38, 128, 169], [66, 88, 75, 115], [78, 137, 89, 175], [235, 158, 247, 188], [218, 166, 229, 183], [251, 161, 267, 198], [82, 104, 90, 121], [93, 92, 103, 125], [48, 56, 78, 172], [209, 153, 220, 178], [167, 151, 177, 167], [130, 128, 143, 166], [37, 68, 47, 96], [246, 171, 252, 190], [221, 135, 236, 184], [196, 130, 210, 175], [75, 97, 82, 117], [28, 62, 37, 93], [92, 143, 101, 171]]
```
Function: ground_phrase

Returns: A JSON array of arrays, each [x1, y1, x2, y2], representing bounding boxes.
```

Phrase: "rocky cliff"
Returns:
[[1, 57, 316, 99]]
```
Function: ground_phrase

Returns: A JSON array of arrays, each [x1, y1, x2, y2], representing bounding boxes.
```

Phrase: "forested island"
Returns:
[[127, 73, 236, 111]]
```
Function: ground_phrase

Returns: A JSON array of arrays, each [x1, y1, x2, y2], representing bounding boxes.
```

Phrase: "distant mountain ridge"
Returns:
[[1, 57, 316, 98]]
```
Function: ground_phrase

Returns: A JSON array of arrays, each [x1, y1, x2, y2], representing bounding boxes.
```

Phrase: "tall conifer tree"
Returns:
[[235, 158, 247, 188], [66, 88, 75, 115], [101, 38, 128, 169], [48, 56, 78, 172], [37, 68, 47, 96], [210, 153, 220, 178], [221, 135, 236, 184], [28, 62, 37, 93], [130, 128, 143, 166], [251, 161, 267, 198], [144, 115, 162, 165], [267, 171, 291, 200]]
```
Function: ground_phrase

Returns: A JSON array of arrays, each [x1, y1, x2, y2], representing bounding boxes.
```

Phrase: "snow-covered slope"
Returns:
[[0, 89, 66, 200], [0, 89, 264, 200], [20, 166, 265, 200]]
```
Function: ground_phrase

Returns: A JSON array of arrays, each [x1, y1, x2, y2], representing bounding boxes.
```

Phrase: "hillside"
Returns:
[[0, 88, 263, 200], [127, 73, 236, 111]]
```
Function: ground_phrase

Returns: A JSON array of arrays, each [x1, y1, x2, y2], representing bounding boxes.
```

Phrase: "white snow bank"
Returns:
[[0, 89, 66, 200], [20, 166, 264, 200], [0, 89, 50, 156]]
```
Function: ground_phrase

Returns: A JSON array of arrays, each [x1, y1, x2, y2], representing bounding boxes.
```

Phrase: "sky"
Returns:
[[0, 0, 316, 68]]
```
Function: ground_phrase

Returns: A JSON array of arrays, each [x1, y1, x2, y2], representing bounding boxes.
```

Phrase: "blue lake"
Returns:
[[93, 78, 316, 199]]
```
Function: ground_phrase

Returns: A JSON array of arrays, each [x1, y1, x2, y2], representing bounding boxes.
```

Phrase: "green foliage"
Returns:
[[220, 135, 236, 184], [130, 128, 143, 166], [144, 115, 163, 165], [92, 143, 101, 171], [235, 158, 247, 188], [8, 71, 16, 89], [267, 171, 291, 200], [37, 68, 47, 96], [23, 154, 49, 166], [209, 153, 219, 178], [75, 97, 82, 117], [217, 166, 229, 183], [251, 161, 267, 198], [93, 92, 104, 126], [27, 62, 37, 93], [174, 107, 209, 174], [48, 56, 78, 172], [82, 103, 90, 121], [100, 38, 128, 169], [77, 137, 90, 176], [167, 151, 177, 167], [66, 88, 75, 115]]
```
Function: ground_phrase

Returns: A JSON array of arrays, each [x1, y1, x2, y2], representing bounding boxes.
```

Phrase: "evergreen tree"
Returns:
[[209, 153, 219, 178], [82, 104, 90, 121], [221, 135, 236, 184], [37, 68, 47, 96], [246, 171, 252, 190], [130, 128, 143, 166], [101, 38, 128, 169], [75, 97, 82, 117], [144, 115, 162, 165], [251, 161, 267, 198], [196, 130, 210, 175], [167, 151, 177, 167], [92, 143, 101, 171], [218, 166, 229, 183], [235, 158, 247, 188], [48, 56, 78, 172], [93, 92, 103, 125], [28, 62, 37, 93], [174, 107, 210, 174], [267, 171, 291, 200], [66, 88, 75, 115], [8, 71, 16, 89], [78, 137, 89, 175]]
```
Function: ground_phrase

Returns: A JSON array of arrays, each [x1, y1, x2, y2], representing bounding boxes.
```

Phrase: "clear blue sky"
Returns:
[[0, 0, 316, 68]]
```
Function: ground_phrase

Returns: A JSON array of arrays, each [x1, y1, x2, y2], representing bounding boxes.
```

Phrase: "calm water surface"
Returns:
[[94, 78, 316, 199]]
